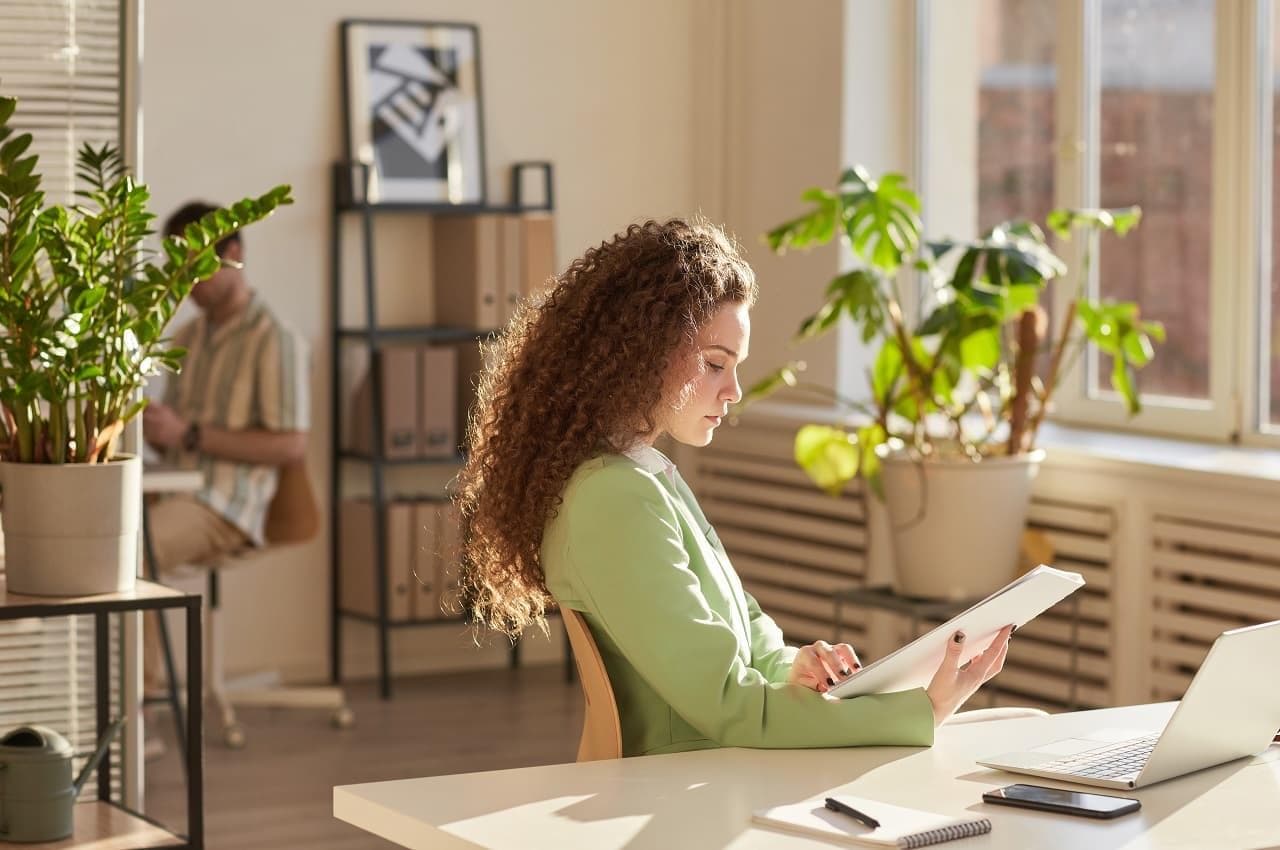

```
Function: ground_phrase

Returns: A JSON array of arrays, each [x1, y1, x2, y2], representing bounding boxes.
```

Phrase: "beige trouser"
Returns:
[[143, 494, 249, 693]]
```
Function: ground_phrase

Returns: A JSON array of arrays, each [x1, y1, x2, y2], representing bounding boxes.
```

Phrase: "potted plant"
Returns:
[[743, 166, 1162, 599], [0, 95, 292, 596]]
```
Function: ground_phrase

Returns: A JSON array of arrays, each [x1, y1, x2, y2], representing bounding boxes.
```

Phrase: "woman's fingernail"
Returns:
[[840, 667, 852, 676], [1010, 624, 1018, 634], [826, 677, 836, 686], [954, 631, 966, 644]]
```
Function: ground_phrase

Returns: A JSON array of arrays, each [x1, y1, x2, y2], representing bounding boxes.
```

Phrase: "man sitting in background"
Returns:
[[142, 201, 310, 693]]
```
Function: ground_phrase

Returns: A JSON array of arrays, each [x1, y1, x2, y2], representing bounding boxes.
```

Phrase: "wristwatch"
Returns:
[[181, 421, 202, 452]]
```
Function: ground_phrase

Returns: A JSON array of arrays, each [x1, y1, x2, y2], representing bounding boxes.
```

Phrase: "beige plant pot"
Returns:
[[880, 448, 1044, 600], [0, 455, 140, 596]]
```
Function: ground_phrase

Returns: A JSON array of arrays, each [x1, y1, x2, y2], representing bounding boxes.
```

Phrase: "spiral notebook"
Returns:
[[753, 795, 991, 848]]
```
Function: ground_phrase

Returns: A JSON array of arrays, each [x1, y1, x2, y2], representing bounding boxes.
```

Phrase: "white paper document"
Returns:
[[829, 564, 1085, 699]]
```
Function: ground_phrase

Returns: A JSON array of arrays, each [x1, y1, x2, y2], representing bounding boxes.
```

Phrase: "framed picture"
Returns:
[[341, 20, 487, 206]]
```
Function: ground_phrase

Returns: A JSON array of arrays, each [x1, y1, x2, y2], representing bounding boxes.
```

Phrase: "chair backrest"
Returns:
[[263, 459, 320, 545], [560, 606, 622, 761]]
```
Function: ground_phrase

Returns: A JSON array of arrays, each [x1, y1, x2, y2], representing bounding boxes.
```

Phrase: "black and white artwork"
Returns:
[[342, 21, 486, 206]]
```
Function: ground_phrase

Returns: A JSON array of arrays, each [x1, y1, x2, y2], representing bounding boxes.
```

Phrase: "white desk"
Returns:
[[334, 703, 1280, 849], [142, 465, 204, 495]]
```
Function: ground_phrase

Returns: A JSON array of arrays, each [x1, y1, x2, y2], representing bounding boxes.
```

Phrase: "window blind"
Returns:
[[1, 0, 126, 800], [0, 0, 122, 203]]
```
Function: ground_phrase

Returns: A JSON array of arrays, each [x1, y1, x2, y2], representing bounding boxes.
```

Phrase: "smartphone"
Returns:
[[982, 783, 1141, 819]]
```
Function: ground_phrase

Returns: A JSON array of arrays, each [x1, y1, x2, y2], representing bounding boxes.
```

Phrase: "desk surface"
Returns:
[[334, 703, 1280, 849], [0, 577, 183, 608], [142, 465, 203, 495]]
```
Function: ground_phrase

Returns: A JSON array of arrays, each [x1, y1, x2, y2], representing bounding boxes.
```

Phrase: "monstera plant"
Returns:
[[0, 94, 292, 595], [745, 166, 1162, 599]]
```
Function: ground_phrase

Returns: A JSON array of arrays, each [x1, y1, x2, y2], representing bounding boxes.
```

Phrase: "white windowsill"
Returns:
[[1035, 422, 1280, 487], [746, 400, 1280, 489]]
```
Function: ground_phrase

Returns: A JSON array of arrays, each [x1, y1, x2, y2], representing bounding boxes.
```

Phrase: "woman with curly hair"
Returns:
[[454, 218, 1012, 757]]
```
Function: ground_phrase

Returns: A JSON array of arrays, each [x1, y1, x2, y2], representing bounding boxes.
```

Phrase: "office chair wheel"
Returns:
[[331, 706, 355, 729], [224, 724, 246, 749]]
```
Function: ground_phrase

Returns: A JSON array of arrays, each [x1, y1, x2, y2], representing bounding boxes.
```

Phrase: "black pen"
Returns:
[[825, 797, 881, 829]]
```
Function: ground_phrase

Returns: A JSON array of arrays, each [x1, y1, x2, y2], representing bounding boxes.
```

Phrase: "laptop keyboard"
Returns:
[[1037, 734, 1160, 780]]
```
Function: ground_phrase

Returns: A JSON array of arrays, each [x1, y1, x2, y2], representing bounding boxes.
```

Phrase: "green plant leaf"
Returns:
[[794, 424, 859, 497], [1111, 357, 1140, 414], [1121, 329, 1154, 367], [858, 424, 887, 498], [739, 362, 804, 408], [959, 326, 1001, 374], [765, 187, 840, 253], [872, 338, 903, 403], [73, 286, 106, 312], [796, 298, 842, 342], [0, 131, 33, 163], [1047, 206, 1144, 238]]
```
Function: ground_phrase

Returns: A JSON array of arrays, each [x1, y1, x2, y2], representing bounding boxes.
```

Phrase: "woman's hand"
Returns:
[[787, 640, 861, 693], [925, 624, 1013, 726]]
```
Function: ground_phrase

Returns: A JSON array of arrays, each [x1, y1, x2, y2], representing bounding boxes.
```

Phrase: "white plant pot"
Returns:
[[880, 449, 1044, 600], [0, 455, 140, 596]]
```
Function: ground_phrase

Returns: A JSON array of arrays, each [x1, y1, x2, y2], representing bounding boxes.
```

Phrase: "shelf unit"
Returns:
[[0, 580, 202, 849], [328, 160, 567, 699]]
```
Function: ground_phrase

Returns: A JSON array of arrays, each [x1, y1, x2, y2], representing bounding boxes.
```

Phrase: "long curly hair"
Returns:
[[454, 218, 758, 639]]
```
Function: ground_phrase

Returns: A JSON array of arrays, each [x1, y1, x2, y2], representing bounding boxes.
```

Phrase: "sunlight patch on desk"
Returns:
[[446, 795, 653, 847]]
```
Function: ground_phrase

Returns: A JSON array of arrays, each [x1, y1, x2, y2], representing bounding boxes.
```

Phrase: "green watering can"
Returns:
[[0, 718, 126, 843]]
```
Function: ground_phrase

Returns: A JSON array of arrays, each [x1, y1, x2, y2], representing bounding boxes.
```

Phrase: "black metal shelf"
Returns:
[[333, 160, 553, 214], [336, 325, 498, 345], [329, 159, 558, 700], [338, 449, 465, 467], [335, 200, 532, 215], [0, 581, 204, 848], [339, 609, 466, 627]]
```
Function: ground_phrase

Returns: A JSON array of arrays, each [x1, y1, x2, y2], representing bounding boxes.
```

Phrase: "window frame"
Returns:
[[902, 0, 1275, 445]]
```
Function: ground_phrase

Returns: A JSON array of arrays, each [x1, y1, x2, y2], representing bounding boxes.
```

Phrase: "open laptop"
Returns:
[[978, 619, 1280, 789]]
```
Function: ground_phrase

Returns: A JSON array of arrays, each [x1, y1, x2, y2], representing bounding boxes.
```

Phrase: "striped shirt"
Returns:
[[162, 293, 310, 545]]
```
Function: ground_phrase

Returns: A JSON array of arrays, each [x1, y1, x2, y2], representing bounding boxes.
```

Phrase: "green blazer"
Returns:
[[542, 451, 935, 757]]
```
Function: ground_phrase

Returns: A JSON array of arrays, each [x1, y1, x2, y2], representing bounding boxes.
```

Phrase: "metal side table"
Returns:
[[0, 579, 203, 849]]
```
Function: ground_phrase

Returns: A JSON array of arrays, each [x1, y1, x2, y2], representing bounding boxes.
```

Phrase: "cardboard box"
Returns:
[[495, 213, 556, 326], [454, 341, 494, 449], [436, 503, 463, 616], [419, 346, 458, 457], [348, 346, 419, 459], [339, 499, 414, 622], [410, 501, 441, 620], [499, 215, 523, 327], [433, 215, 502, 329], [520, 213, 557, 300]]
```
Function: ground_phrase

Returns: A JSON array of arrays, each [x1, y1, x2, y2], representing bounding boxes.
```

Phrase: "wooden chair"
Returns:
[[201, 459, 353, 748], [560, 607, 623, 761]]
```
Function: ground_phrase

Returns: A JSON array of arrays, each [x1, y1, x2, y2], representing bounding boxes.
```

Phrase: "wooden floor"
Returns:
[[145, 665, 584, 849]]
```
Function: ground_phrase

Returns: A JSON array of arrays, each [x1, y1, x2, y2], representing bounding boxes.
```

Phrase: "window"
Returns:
[[1263, 2, 1280, 427], [910, 0, 1272, 442], [1092, 0, 1215, 403], [0, 0, 126, 202], [0, 0, 134, 803]]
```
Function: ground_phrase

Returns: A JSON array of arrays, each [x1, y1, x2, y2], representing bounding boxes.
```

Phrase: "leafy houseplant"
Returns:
[[0, 94, 293, 595], [744, 166, 1163, 598]]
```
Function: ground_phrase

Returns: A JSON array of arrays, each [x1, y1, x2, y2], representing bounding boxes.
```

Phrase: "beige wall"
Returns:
[[142, 0, 855, 681], [711, 1, 846, 394]]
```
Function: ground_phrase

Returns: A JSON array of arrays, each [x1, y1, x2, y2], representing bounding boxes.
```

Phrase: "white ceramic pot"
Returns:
[[879, 448, 1044, 600], [0, 455, 140, 596]]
